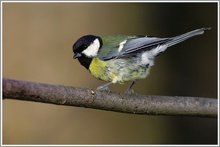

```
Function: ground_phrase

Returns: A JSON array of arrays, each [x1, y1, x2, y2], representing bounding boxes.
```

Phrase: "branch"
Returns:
[[3, 78, 217, 118]]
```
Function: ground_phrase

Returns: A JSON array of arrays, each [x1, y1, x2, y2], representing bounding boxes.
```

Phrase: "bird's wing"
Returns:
[[98, 35, 171, 60], [98, 28, 210, 61]]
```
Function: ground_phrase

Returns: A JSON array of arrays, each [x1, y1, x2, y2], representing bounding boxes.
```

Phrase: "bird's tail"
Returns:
[[166, 27, 211, 47]]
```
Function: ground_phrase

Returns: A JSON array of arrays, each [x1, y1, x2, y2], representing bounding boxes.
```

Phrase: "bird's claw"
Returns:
[[96, 85, 110, 93], [124, 88, 135, 94]]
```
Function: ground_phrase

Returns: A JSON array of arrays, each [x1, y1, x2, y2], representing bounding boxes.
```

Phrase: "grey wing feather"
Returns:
[[100, 27, 210, 60], [117, 37, 171, 58], [99, 37, 171, 60], [116, 27, 211, 59]]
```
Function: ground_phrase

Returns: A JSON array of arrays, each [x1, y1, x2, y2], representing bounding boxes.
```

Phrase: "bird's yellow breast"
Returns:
[[89, 58, 116, 82]]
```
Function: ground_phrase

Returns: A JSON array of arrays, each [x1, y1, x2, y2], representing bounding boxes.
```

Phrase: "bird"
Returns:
[[72, 27, 211, 94]]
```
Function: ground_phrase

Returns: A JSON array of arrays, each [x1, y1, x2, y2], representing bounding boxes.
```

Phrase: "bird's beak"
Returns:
[[73, 53, 82, 59]]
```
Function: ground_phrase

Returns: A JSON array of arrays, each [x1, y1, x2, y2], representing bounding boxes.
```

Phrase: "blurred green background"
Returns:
[[3, 2, 217, 144]]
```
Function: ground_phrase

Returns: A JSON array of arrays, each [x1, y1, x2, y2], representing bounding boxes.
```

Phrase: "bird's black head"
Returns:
[[72, 35, 103, 69]]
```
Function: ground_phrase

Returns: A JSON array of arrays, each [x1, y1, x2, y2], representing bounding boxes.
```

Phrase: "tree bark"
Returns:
[[2, 78, 217, 118]]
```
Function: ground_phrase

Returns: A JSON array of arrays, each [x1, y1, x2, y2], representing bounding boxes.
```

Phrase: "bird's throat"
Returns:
[[77, 56, 92, 69]]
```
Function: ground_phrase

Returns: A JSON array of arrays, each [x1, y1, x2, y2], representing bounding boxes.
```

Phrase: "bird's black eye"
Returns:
[[83, 44, 88, 49], [73, 44, 88, 54]]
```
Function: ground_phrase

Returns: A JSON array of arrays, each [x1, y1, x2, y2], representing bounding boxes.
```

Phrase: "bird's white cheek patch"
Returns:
[[118, 40, 127, 52], [83, 39, 100, 57]]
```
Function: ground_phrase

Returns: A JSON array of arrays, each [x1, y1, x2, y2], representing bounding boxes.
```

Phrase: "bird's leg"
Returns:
[[125, 81, 137, 94], [96, 82, 113, 92]]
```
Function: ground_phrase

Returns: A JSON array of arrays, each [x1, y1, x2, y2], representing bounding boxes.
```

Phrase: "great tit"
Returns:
[[72, 27, 210, 94]]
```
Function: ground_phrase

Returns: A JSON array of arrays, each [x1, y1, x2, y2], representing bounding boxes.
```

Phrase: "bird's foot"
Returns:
[[124, 81, 137, 94], [96, 85, 110, 93], [124, 88, 135, 94], [96, 82, 112, 93]]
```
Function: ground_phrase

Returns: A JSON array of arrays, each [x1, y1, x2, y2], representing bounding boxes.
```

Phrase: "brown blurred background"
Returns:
[[2, 2, 217, 144]]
